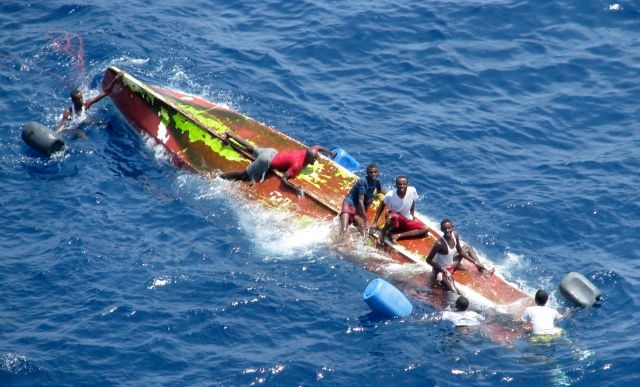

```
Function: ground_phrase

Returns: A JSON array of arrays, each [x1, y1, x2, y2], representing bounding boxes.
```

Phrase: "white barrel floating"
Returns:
[[22, 121, 65, 156], [559, 271, 602, 307], [363, 278, 413, 318]]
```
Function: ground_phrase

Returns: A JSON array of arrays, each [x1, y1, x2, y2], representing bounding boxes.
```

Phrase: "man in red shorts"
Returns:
[[217, 132, 333, 196], [372, 175, 428, 246]]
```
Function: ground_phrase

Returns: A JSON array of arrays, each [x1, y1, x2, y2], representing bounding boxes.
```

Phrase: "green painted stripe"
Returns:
[[123, 78, 155, 105], [172, 112, 245, 162]]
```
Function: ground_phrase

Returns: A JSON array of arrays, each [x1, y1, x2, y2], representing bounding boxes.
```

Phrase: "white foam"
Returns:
[[235, 200, 334, 258], [148, 276, 171, 289], [177, 174, 335, 258], [111, 56, 150, 67], [101, 305, 119, 316], [0, 353, 29, 374], [140, 132, 172, 164]]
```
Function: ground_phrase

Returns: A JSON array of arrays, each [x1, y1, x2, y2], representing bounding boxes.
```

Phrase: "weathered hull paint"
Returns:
[[102, 66, 532, 320]]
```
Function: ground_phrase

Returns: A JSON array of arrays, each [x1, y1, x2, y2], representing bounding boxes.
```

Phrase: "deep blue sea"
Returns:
[[2, 0, 639, 385]]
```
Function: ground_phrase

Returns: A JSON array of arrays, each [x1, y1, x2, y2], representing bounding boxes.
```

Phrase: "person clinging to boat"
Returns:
[[56, 71, 123, 134], [522, 289, 572, 337], [371, 175, 429, 246], [217, 131, 335, 196], [425, 218, 495, 294], [339, 163, 386, 239], [441, 295, 485, 328]]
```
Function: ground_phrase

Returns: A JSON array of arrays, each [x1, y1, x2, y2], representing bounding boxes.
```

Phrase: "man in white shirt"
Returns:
[[442, 296, 485, 327], [372, 176, 428, 246], [522, 289, 570, 335]]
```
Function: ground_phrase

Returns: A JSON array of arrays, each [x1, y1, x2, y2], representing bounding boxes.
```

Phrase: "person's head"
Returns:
[[455, 296, 469, 311], [304, 147, 319, 165], [366, 163, 379, 181], [534, 289, 549, 306], [440, 218, 454, 237], [395, 175, 408, 194], [70, 89, 83, 108]]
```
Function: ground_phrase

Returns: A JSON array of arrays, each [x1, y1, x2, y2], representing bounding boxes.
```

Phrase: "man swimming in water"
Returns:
[[442, 296, 485, 327], [522, 289, 571, 336], [56, 71, 123, 133]]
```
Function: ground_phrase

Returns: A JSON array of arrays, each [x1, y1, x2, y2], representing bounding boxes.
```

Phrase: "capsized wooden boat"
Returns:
[[101, 66, 532, 321]]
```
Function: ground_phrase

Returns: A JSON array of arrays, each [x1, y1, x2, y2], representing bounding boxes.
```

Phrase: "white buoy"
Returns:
[[559, 272, 602, 307]]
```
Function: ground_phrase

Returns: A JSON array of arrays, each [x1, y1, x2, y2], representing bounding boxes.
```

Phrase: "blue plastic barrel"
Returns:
[[332, 147, 361, 172], [363, 278, 413, 318]]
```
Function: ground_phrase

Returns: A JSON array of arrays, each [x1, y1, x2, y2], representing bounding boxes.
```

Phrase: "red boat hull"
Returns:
[[101, 66, 533, 333]]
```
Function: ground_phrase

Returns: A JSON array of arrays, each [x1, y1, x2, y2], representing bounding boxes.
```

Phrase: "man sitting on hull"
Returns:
[[217, 131, 334, 196], [425, 218, 494, 294], [339, 163, 385, 238], [372, 175, 429, 246]]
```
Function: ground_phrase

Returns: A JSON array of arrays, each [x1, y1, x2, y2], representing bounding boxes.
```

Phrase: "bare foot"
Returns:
[[477, 264, 495, 275], [376, 233, 385, 247], [389, 235, 398, 245]]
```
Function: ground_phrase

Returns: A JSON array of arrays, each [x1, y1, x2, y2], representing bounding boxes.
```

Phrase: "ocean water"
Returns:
[[1, 0, 639, 385]]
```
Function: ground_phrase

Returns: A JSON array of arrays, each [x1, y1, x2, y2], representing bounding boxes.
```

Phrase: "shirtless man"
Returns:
[[56, 71, 123, 132], [425, 218, 494, 294], [217, 131, 334, 196], [372, 176, 428, 246]]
